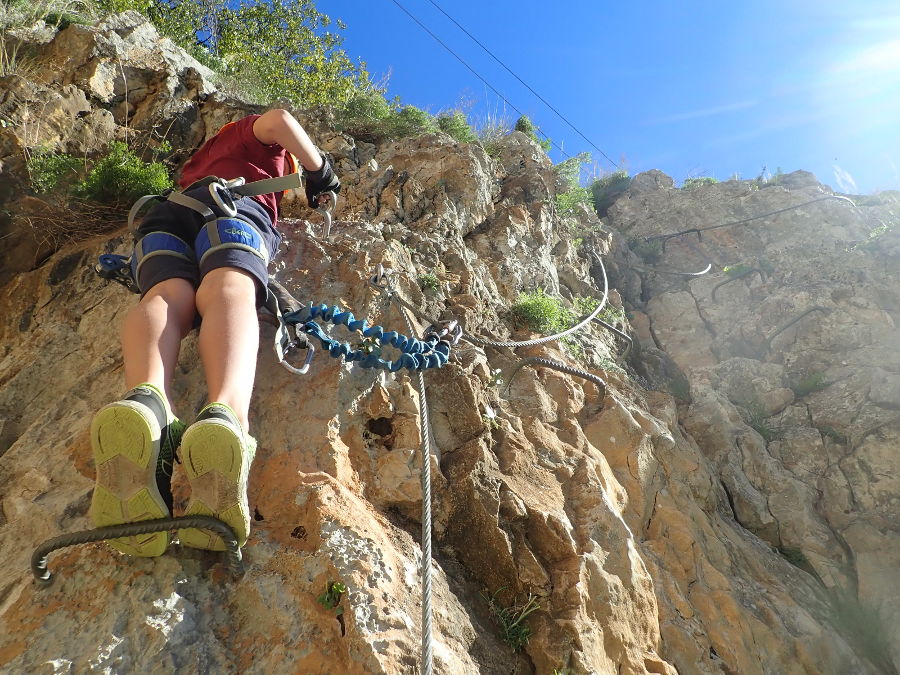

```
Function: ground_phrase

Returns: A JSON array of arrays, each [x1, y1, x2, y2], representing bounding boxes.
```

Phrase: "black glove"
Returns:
[[304, 152, 341, 207]]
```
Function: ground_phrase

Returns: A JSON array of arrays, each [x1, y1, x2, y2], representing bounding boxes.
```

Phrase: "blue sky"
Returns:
[[329, 1, 900, 194]]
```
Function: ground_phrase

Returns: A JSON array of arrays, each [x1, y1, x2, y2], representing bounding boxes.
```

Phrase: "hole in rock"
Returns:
[[366, 417, 393, 437]]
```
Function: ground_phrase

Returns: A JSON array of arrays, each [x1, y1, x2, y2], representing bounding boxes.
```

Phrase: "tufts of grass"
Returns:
[[742, 399, 783, 443], [482, 588, 541, 652]]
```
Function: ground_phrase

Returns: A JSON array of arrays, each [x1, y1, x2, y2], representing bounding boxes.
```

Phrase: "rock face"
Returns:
[[1, 14, 898, 675]]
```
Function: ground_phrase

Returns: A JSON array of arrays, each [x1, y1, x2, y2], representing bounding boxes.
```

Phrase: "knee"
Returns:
[[139, 278, 197, 328], [197, 268, 258, 308]]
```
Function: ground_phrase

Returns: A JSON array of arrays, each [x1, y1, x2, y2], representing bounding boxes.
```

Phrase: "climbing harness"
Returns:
[[33, 516, 244, 584]]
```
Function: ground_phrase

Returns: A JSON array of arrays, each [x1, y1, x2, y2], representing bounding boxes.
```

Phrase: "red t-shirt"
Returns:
[[179, 114, 288, 225]]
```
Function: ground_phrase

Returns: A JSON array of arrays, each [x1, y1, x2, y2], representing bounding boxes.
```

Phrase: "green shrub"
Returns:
[[556, 186, 592, 217], [573, 296, 599, 317], [26, 149, 83, 194], [790, 372, 829, 397], [590, 170, 630, 216], [437, 110, 477, 143], [682, 176, 719, 190], [96, 0, 369, 107], [554, 152, 593, 217], [514, 115, 551, 152], [336, 89, 439, 143], [779, 547, 810, 569], [511, 289, 572, 333], [417, 272, 440, 293], [74, 141, 172, 204]]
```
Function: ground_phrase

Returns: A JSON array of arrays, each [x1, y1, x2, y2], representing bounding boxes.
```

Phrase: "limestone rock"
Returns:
[[0, 13, 897, 675]]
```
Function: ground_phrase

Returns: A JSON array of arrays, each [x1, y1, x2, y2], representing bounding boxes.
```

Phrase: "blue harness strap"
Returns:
[[195, 217, 270, 267], [131, 232, 195, 285]]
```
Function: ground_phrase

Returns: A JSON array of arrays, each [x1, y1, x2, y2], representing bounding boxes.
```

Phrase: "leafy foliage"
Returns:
[[73, 141, 172, 203], [417, 272, 440, 293], [335, 88, 439, 143], [511, 289, 572, 333], [628, 236, 662, 264], [554, 152, 593, 217], [96, 0, 369, 106], [514, 114, 551, 152], [26, 149, 83, 193], [436, 110, 477, 143], [682, 176, 718, 190], [316, 580, 346, 615]]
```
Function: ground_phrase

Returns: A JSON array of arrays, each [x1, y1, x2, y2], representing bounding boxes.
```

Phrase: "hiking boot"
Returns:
[[179, 403, 256, 550], [90, 383, 185, 557]]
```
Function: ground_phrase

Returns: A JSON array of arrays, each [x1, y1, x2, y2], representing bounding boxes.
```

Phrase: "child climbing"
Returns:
[[89, 109, 340, 556]]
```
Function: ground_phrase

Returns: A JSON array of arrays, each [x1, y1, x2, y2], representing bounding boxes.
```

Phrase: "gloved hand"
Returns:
[[304, 152, 341, 207]]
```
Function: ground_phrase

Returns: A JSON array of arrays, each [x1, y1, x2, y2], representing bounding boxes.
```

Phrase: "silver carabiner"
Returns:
[[368, 263, 394, 294], [209, 177, 245, 217], [316, 191, 338, 239], [279, 341, 315, 375]]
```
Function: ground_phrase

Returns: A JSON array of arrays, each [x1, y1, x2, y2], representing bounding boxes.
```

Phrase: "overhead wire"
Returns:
[[425, 0, 618, 170], [388, 0, 571, 158]]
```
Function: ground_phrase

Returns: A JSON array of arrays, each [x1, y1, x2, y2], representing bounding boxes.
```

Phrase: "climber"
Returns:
[[89, 109, 340, 557]]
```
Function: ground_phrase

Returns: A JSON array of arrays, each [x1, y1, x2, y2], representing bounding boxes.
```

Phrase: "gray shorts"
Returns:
[[134, 185, 281, 306]]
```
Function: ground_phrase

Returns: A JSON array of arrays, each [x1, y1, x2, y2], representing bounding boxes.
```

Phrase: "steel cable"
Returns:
[[32, 516, 244, 585], [395, 301, 435, 675]]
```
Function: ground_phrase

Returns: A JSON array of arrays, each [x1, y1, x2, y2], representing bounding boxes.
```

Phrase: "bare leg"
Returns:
[[195, 267, 259, 431], [122, 277, 197, 397]]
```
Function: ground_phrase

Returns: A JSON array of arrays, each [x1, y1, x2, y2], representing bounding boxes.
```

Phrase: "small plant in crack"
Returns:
[[317, 580, 346, 613], [741, 399, 783, 442], [482, 587, 541, 651], [317, 580, 348, 636]]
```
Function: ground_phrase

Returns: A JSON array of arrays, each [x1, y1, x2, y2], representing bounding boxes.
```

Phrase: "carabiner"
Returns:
[[368, 263, 394, 294], [425, 319, 463, 345], [316, 191, 338, 239], [279, 341, 315, 375], [209, 177, 245, 217]]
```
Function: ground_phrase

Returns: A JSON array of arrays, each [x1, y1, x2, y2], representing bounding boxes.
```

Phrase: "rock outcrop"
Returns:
[[1, 13, 897, 675]]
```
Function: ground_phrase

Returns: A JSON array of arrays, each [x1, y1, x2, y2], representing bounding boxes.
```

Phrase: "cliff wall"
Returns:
[[1, 14, 897, 675]]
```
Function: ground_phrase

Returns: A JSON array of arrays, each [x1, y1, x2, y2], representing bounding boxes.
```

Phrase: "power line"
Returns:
[[388, 0, 572, 159], [426, 0, 618, 170]]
